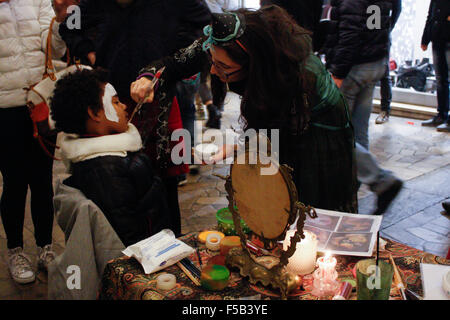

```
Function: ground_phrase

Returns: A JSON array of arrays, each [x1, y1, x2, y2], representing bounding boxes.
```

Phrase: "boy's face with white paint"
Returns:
[[101, 83, 129, 134], [87, 83, 129, 135]]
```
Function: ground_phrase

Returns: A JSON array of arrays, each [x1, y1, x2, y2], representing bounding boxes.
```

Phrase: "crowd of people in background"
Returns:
[[0, 0, 448, 291]]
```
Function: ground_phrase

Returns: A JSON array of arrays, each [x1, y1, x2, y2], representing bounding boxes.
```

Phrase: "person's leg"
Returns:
[[376, 59, 392, 124], [0, 107, 31, 250], [163, 176, 181, 237], [380, 60, 392, 113], [355, 143, 403, 215], [423, 43, 448, 126], [341, 58, 387, 149], [198, 70, 213, 106], [29, 131, 56, 270], [0, 107, 35, 283], [176, 81, 197, 148], [28, 135, 55, 248], [198, 70, 222, 128], [176, 80, 200, 180], [437, 43, 450, 131], [195, 70, 210, 120]]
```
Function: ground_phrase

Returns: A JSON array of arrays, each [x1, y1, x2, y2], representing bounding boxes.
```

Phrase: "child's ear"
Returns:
[[87, 107, 103, 122]]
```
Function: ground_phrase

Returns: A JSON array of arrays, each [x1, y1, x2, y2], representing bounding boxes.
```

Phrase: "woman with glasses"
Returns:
[[131, 5, 358, 213]]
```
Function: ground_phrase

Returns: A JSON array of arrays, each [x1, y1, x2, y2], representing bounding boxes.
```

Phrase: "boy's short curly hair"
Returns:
[[50, 68, 109, 135]]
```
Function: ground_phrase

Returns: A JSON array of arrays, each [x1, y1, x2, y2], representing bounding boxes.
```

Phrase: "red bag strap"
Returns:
[[44, 17, 57, 80], [44, 17, 77, 80]]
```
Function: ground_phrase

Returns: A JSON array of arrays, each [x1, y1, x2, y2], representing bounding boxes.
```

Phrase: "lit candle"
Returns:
[[312, 251, 340, 297], [283, 230, 318, 275]]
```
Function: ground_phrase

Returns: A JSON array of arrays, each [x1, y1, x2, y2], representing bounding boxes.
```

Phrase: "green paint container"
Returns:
[[216, 207, 251, 236]]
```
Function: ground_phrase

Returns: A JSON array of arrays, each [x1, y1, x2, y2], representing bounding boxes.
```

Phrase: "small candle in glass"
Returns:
[[283, 230, 318, 275], [312, 251, 340, 297]]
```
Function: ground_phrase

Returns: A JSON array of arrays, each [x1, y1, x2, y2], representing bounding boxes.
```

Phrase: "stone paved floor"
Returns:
[[0, 92, 449, 299]]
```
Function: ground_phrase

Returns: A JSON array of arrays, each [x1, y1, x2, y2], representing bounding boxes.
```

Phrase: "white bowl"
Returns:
[[194, 143, 219, 161]]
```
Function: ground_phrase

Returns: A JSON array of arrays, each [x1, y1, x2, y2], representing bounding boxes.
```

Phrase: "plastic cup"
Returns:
[[356, 259, 394, 300]]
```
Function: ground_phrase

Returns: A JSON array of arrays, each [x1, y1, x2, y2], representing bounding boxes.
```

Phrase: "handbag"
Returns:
[[25, 17, 91, 159]]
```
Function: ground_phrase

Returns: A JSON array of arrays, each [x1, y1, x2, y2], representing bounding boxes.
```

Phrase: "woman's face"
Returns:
[[209, 45, 246, 83]]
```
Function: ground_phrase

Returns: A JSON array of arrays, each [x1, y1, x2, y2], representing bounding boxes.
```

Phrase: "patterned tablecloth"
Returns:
[[98, 233, 450, 300]]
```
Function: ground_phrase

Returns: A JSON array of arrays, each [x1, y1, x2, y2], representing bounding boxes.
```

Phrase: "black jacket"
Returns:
[[260, 0, 325, 52], [64, 152, 171, 247], [422, 0, 450, 46], [59, 0, 211, 101], [322, 0, 397, 79]]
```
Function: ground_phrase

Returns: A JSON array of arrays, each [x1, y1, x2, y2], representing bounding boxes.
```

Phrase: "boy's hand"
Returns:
[[130, 77, 155, 104]]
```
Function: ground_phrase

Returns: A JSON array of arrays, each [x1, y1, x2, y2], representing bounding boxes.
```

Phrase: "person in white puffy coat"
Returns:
[[0, 0, 72, 285]]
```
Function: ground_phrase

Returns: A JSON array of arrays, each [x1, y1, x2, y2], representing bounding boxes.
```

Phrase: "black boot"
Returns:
[[422, 115, 445, 127], [206, 104, 221, 129]]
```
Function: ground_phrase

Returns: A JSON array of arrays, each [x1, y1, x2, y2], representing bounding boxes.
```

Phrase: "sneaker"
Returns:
[[373, 178, 403, 215], [37, 244, 56, 271], [189, 165, 200, 175], [7, 247, 35, 284], [196, 105, 207, 120], [177, 175, 188, 186], [375, 111, 389, 124], [421, 115, 445, 127], [443, 201, 450, 214], [436, 121, 450, 132]]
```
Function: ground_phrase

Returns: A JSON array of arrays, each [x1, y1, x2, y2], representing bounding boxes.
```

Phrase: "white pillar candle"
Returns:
[[283, 230, 318, 275]]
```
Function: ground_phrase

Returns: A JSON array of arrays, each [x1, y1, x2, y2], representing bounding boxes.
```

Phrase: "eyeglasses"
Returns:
[[206, 49, 243, 81]]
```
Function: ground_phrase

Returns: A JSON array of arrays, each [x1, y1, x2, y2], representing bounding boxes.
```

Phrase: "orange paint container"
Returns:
[[219, 236, 241, 256]]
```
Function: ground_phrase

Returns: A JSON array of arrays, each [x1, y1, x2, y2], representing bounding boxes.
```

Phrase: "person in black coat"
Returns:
[[420, 0, 450, 132], [260, 0, 324, 52], [321, 0, 394, 84], [50, 68, 172, 246], [322, 0, 404, 216], [59, 0, 211, 105]]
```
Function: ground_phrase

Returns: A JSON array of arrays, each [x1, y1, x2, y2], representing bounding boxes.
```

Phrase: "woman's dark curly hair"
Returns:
[[214, 5, 313, 131], [50, 68, 109, 135]]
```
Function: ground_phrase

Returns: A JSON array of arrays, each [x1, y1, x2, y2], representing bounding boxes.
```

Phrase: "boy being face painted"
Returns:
[[51, 69, 130, 136]]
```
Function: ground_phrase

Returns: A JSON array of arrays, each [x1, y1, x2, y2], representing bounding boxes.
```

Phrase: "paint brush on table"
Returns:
[[177, 261, 200, 286], [389, 253, 407, 300], [180, 258, 201, 279], [128, 66, 165, 123]]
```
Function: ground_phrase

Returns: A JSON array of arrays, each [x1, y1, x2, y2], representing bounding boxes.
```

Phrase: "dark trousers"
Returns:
[[198, 70, 213, 104], [176, 81, 199, 149], [380, 59, 392, 113], [432, 42, 450, 121], [163, 176, 181, 237], [0, 107, 55, 249]]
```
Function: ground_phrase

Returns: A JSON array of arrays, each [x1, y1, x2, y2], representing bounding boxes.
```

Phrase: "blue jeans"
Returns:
[[355, 142, 397, 194], [340, 57, 388, 149], [432, 42, 450, 121]]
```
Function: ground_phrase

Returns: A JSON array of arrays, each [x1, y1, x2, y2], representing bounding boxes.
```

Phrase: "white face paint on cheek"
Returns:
[[102, 83, 119, 123]]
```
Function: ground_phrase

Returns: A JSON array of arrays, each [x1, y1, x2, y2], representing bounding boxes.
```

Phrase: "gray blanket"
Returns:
[[48, 180, 125, 300]]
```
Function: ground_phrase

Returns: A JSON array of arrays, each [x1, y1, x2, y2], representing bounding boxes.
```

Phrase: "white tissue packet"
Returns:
[[122, 229, 194, 274]]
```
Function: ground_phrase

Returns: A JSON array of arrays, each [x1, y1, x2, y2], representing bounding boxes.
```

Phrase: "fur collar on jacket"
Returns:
[[60, 123, 142, 164]]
